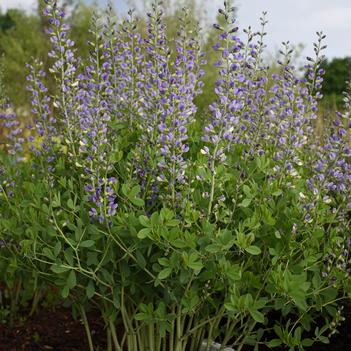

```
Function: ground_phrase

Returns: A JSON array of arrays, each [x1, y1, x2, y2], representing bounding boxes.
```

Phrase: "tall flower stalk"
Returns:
[[133, 1, 204, 209], [44, 0, 80, 158]]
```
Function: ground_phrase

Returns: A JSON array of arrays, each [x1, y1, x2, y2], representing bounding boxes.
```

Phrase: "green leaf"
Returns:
[[245, 246, 261, 255], [313, 228, 324, 239], [134, 313, 147, 321], [19, 239, 32, 251], [51, 265, 70, 274], [113, 289, 120, 308], [64, 249, 74, 266], [285, 273, 310, 311], [301, 338, 314, 347], [67, 270, 77, 289], [289, 287, 308, 311], [267, 339, 282, 348], [243, 185, 251, 197], [187, 253, 203, 272], [249, 308, 264, 323], [67, 198, 75, 210], [272, 190, 282, 196], [43, 247, 54, 260], [173, 239, 186, 248], [205, 243, 222, 253], [130, 185, 141, 198], [318, 336, 329, 344], [240, 198, 251, 208], [110, 150, 123, 163], [137, 228, 151, 239], [254, 298, 267, 309], [294, 326, 302, 342], [139, 215, 150, 227], [262, 206, 276, 225], [121, 184, 128, 197], [158, 258, 169, 266], [150, 212, 159, 226], [86, 281, 95, 299], [160, 208, 174, 221], [80, 240, 95, 248], [52, 194, 61, 208], [226, 265, 242, 281], [158, 267, 172, 280], [136, 251, 146, 269], [54, 241, 62, 257], [61, 285, 70, 299], [167, 219, 180, 227], [131, 197, 144, 207]]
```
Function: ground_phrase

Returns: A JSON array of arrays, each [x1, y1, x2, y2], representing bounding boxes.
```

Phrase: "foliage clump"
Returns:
[[0, 1, 350, 350]]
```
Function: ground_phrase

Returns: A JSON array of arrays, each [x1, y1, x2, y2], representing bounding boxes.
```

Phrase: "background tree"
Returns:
[[0, 9, 16, 32], [320, 57, 351, 109]]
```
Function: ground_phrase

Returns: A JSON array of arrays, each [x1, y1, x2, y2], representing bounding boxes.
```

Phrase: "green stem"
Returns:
[[175, 311, 183, 351], [221, 312, 244, 350], [109, 317, 122, 351], [136, 321, 143, 351], [181, 314, 218, 341], [236, 320, 257, 351], [29, 288, 41, 317], [207, 159, 216, 220], [107, 329, 112, 351], [148, 323, 155, 351], [191, 327, 203, 351], [156, 330, 161, 351], [79, 305, 94, 351], [169, 306, 175, 351], [9, 279, 21, 328], [205, 322, 214, 351]]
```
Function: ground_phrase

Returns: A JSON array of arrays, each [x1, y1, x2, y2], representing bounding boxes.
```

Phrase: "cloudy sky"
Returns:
[[1, 0, 351, 59]]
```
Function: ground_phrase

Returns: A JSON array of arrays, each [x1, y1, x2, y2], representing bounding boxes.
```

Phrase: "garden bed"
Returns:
[[0, 305, 350, 351], [0, 307, 106, 351]]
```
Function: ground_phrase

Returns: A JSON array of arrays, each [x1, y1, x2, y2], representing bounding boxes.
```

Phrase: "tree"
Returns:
[[0, 10, 16, 32], [320, 57, 351, 109]]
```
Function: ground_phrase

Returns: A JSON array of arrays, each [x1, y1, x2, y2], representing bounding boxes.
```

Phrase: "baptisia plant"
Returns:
[[0, 0, 350, 350]]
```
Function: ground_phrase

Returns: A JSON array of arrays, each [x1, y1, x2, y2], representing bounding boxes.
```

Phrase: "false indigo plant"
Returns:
[[0, 66, 22, 155], [0, 1, 350, 351], [0, 102, 22, 156], [26, 62, 57, 163]]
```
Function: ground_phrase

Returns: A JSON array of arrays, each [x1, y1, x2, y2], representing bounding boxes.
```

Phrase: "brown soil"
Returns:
[[0, 307, 107, 351], [0, 306, 349, 351]]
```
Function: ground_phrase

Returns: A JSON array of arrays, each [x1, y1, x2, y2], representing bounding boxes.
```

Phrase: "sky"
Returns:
[[1, 0, 351, 60]]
